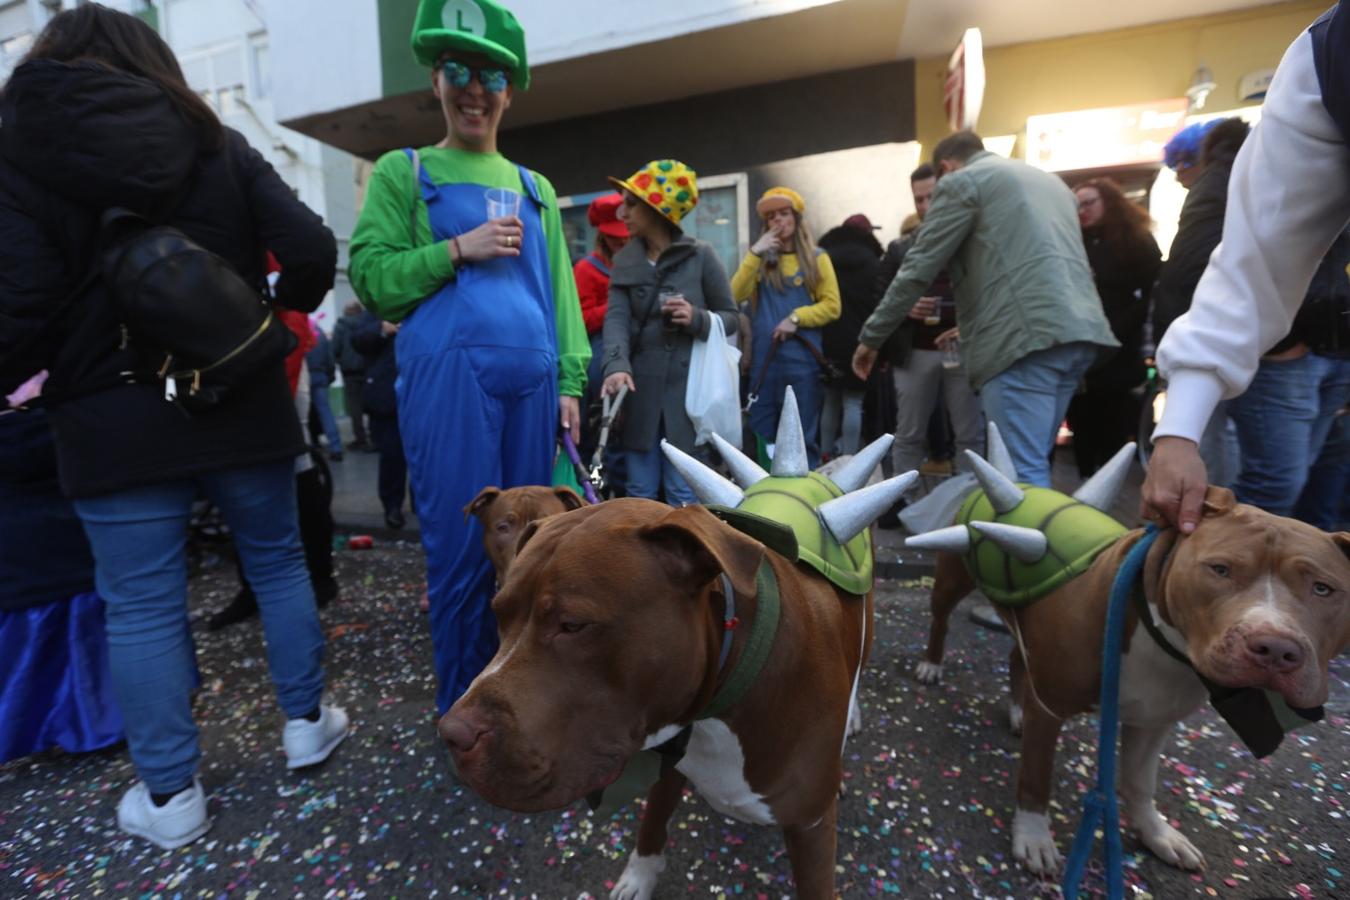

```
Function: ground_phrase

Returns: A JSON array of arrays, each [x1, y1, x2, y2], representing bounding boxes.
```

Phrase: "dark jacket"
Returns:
[[332, 312, 366, 374], [351, 311, 398, 418], [873, 235, 956, 366], [1151, 128, 1247, 343], [0, 60, 336, 497], [307, 328, 337, 387], [818, 224, 883, 389], [602, 233, 738, 453], [1081, 230, 1162, 392], [0, 411, 95, 611]]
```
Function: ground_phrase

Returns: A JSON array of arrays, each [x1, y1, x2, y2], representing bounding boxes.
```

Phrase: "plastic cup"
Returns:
[[941, 339, 961, 370], [659, 290, 683, 333], [486, 187, 521, 220]]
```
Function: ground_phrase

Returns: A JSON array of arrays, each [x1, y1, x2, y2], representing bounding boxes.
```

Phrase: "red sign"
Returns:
[[944, 28, 985, 132]]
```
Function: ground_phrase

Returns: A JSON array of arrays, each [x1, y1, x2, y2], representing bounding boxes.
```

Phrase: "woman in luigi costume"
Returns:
[[349, 0, 589, 715], [600, 160, 739, 506], [732, 187, 841, 469]]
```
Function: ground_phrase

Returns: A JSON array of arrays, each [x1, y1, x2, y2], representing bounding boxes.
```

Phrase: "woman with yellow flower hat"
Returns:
[[732, 187, 842, 468], [600, 160, 739, 506], [348, 0, 589, 715]]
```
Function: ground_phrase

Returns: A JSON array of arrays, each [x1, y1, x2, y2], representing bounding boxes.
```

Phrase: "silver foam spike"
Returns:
[[660, 440, 744, 507], [1072, 442, 1137, 512], [964, 449, 1024, 514], [970, 521, 1048, 563], [771, 386, 809, 477], [985, 421, 1018, 480], [818, 471, 920, 544], [711, 432, 769, 489], [905, 524, 971, 554], [825, 433, 895, 493]]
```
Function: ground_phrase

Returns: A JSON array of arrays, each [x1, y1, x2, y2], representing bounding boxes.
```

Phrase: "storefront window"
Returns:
[[558, 174, 748, 277]]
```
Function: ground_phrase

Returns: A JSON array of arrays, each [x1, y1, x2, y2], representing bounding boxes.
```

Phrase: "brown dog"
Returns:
[[438, 498, 872, 899], [464, 485, 585, 581], [917, 487, 1350, 873]]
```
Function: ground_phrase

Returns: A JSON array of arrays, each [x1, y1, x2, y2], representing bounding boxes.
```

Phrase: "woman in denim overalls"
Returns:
[[731, 187, 841, 469]]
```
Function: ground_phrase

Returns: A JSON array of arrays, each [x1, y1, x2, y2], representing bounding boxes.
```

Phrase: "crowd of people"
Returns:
[[0, 0, 1346, 856]]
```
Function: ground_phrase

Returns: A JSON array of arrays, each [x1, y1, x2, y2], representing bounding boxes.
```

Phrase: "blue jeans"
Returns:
[[625, 418, 698, 507], [73, 460, 325, 793], [1227, 353, 1350, 517], [979, 342, 1099, 487], [311, 383, 343, 452]]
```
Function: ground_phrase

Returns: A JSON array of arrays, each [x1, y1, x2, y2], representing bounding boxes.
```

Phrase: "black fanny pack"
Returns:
[[99, 208, 295, 412]]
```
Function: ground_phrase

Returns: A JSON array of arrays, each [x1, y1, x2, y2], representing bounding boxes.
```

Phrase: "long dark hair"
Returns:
[[1075, 177, 1153, 261], [22, 3, 222, 150]]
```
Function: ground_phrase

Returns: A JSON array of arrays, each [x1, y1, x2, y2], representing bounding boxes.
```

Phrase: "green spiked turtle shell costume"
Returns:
[[903, 430, 1323, 759]]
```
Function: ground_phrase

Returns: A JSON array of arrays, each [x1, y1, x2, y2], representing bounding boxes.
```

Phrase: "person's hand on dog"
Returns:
[[602, 371, 635, 398], [1141, 436, 1208, 534]]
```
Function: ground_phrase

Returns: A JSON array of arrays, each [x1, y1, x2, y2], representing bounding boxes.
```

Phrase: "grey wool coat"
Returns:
[[602, 234, 739, 453]]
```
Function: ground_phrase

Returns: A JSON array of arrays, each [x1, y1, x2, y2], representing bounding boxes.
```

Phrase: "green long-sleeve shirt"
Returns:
[[348, 146, 589, 397]]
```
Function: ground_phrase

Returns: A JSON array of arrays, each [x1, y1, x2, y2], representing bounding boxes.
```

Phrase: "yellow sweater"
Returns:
[[730, 251, 841, 329]]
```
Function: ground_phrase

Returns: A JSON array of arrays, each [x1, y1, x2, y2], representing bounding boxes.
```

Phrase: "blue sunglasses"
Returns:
[[441, 60, 510, 94]]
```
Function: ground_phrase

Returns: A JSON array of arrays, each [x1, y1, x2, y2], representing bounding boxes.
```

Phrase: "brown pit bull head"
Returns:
[[1152, 487, 1350, 709], [464, 485, 585, 581], [438, 499, 763, 812]]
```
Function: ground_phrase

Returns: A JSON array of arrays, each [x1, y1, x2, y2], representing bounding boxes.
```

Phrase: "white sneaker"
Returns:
[[283, 705, 349, 769], [117, 778, 211, 850]]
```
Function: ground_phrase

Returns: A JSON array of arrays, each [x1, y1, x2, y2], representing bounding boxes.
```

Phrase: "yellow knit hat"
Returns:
[[608, 159, 699, 226], [756, 186, 805, 218]]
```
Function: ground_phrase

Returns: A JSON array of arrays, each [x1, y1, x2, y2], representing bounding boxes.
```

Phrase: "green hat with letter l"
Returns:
[[411, 0, 530, 90]]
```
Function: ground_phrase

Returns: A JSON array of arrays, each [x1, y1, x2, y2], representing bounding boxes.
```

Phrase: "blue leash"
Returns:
[[1062, 525, 1160, 900]]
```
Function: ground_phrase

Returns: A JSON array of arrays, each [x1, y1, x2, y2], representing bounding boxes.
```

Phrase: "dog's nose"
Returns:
[[1244, 634, 1305, 673], [438, 713, 484, 752]]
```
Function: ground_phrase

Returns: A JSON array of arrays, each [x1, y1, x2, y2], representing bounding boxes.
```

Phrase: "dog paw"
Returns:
[[610, 853, 665, 900], [1008, 701, 1023, 735], [1138, 821, 1206, 871], [1012, 809, 1062, 874], [914, 661, 943, 684]]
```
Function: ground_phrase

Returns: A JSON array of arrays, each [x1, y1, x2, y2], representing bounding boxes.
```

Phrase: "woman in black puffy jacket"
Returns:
[[0, 5, 344, 850]]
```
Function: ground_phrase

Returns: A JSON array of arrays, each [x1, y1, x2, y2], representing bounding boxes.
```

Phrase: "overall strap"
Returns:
[[516, 165, 546, 208], [402, 147, 438, 207], [581, 253, 610, 278]]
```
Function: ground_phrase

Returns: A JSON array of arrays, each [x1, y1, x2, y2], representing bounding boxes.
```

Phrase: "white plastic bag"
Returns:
[[685, 313, 742, 447]]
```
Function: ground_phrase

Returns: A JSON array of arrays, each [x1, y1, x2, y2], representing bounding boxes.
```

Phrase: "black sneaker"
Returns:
[[207, 589, 259, 630], [385, 509, 406, 530], [877, 498, 908, 530]]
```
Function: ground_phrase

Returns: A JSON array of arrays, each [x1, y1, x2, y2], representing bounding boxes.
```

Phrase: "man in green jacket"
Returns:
[[853, 131, 1117, 486]]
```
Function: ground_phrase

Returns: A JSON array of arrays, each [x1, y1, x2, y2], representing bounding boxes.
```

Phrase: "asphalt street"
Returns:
[[2, 538, 1347, 899]]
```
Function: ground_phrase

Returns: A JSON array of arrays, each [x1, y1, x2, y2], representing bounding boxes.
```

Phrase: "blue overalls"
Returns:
[[395, 150, 559, 714], [748, 254, 825, 468]]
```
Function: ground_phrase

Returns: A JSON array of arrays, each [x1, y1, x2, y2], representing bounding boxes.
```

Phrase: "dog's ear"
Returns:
[[1333, 532, 1350, 565], [516, 519, 542, 555], [552, 486, 586, 511], [639, 506, 764, 598], [1201, 485, 1236, 518], [464, 487, 502, 521]]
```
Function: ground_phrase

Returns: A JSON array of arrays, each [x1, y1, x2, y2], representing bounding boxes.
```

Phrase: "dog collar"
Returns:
[[1130, 538, 1324, 759], [697, 560, 782, 721]]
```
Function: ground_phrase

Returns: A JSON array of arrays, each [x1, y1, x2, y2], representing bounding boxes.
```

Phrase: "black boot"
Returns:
[[296, 465, 338, 609], [208, 586, 259, 630]]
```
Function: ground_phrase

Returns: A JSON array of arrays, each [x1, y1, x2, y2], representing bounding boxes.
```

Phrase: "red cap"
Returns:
[[843, 213, 879, 232], [587, 192, 628, 238]]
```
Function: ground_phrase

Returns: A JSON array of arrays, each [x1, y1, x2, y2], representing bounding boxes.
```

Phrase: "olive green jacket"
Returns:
[[860, 151, 1118, 389]]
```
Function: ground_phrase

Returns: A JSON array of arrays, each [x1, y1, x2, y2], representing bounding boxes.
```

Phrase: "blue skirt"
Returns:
[[0, 591, 125, 763]]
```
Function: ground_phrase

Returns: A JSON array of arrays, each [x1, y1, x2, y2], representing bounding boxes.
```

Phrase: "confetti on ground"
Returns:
[[2, 542, 1346, 898]]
